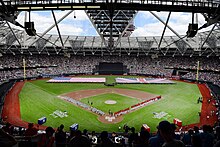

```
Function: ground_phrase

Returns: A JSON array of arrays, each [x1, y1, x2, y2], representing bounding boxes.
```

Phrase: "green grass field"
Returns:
[[80, 93, 141, 113], [19, 76, 202, 132]]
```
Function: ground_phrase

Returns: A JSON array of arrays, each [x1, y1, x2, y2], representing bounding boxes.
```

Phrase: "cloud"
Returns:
[[13, 10, 215, 37], [48, 24, 84, 35], [131, 22, 185, 37], [132, 11, 211, 37], [15, 10, 94, 35], [132, 12, 189, 36]]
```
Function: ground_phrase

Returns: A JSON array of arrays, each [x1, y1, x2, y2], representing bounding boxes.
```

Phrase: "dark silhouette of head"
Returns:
[[45, 127, 55, 137], [28, 123, 34, 128], [158, 121, 172, 134], [100, 131, 108, 140], [59, 124, 64, 130]]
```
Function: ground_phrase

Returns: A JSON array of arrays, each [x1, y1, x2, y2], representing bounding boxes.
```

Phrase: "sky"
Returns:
[[15, 10, 213, 37]]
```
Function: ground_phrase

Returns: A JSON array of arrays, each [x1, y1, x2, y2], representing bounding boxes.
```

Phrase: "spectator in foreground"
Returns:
[[97, 131, 115, 147], [191, 134, 202, 147], [89, 131, 98, 145], [214, 126, 220, 147], [68, 130, 91, 147], [148, 129, 164, 147], [193, 126, 200, 136], [138, 127, 150, 146], [55, 124, 66, 147], [200, 125, 214, 147], [30, 126, 55, 147], [158, 120, 185, 147], [181, 128, 194, 146], [2, 122, 13, 135], [128, 127, 136, 147], [24, 123, 38, 136], [0, 128, 17, 147]]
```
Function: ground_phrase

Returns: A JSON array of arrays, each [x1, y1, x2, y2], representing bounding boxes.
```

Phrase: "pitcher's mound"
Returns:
[[105, 100, 117, 104]]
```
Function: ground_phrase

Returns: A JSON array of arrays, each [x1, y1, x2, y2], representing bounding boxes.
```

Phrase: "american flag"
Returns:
[[47, 77, 106, 83]]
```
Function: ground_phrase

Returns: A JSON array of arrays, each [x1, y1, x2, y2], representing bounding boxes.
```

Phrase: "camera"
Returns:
[[91, 136, 97, 144], [115, 136, 123, 144]]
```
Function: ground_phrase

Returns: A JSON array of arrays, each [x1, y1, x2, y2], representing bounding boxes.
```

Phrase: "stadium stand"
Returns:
[[0, 120, 219, 147], [0, 55, 219, 86]]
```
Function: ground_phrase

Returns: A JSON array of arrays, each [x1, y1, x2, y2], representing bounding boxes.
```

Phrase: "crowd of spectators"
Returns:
[[182, 72, 220, 86], [2, 120, 220, 147], [0, 55, 219, 86]]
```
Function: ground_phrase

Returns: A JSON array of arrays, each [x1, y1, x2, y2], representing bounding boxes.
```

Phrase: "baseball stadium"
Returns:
[[0, 0, 220, 146]]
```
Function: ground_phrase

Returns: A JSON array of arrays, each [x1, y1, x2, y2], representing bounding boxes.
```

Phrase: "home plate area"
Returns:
[[105, 116, 116, 122]]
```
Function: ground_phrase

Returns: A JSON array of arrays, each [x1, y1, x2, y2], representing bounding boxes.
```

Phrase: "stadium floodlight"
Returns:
[[186, 23, 198, 38], [186, 13, 198, 38], [24, 11, 36, 36], [25, 22, 36, 36]]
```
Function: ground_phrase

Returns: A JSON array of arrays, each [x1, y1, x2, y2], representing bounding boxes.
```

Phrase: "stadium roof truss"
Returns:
[[0, 0, 219, 57]]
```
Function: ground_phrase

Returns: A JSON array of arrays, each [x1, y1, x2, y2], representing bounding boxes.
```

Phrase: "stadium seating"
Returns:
[[0, 55, 219, 87], [2, 120, 220, 147]]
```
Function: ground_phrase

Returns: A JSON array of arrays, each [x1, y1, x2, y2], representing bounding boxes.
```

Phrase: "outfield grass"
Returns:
[[80, 93, 141, 113], [19, 76, 202, 132]]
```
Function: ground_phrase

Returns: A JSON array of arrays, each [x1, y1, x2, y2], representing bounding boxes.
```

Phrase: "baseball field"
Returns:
[[11, 75, 203, 132]]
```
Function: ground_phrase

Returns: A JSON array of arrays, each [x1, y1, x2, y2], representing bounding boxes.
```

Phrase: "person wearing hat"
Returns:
[[158, 120, 185, 147]]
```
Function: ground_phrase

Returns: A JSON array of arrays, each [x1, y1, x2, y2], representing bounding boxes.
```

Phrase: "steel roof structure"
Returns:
[[0, 0, 219, 57]]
